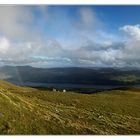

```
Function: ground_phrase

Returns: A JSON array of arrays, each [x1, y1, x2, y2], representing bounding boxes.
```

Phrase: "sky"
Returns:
[[0, 6, 140, 68]]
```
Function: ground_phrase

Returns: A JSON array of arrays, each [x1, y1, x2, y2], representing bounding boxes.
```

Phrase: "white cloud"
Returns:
[[0, 37, 10, 53], [0, 6, 46, 42], [63, 24, 140, 67], [0, 37, 67, 66], [0, 6, 140, 68], [120, 24, 140, 40], [74, 7, 101, 36], [0, 6, 31, 40], [79, 7, 98, 27]]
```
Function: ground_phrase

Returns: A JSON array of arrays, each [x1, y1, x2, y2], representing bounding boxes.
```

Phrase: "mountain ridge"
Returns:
[[0, 65, 140, 87]]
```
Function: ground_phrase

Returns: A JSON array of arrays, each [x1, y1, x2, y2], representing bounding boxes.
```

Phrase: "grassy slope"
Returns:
[[0, 80, 139, 135]]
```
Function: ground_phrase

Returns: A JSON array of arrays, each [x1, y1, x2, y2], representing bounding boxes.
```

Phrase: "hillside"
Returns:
[[0, 80, 139, 134], [1, 66, 140, 86]]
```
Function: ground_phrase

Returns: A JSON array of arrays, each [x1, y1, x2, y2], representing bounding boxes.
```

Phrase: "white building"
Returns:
[[53, 88, 56, 92], [63, 89, 66, 92]]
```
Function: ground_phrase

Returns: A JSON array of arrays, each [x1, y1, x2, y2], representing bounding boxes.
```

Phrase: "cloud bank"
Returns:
[[0, 6, 140, 68]]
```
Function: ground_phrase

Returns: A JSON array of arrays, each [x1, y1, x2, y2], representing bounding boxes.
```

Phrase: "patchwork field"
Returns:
[[0, 80, 139, 135]]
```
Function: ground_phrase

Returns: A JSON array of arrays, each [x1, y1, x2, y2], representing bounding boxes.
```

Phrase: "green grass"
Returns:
[[0, 80, 139, 135]]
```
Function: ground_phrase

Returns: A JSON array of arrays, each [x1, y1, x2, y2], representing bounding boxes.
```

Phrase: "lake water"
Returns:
[[10, 81, 123, 90], [8, 81, 140, 93]]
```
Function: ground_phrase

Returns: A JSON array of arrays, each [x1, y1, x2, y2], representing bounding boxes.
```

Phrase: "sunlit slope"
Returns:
[[0, 80, 139, 134]]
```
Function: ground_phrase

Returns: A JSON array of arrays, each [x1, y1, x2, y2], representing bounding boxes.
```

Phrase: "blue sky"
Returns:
[[0, 6, 140, 67], [36, 6, 140, 41]]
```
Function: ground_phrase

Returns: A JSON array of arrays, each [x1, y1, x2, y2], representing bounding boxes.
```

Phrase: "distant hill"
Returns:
[[0, 66, 140, 86], [0, 80, 139, 134]]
